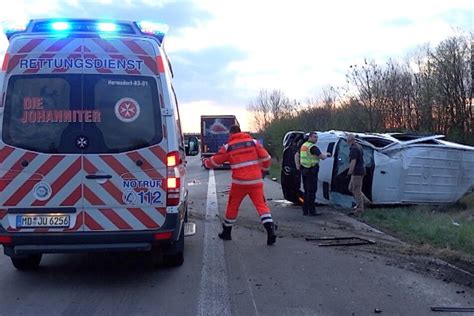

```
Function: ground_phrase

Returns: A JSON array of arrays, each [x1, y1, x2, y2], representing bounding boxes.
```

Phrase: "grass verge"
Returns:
[[362, 192, 474, 256]]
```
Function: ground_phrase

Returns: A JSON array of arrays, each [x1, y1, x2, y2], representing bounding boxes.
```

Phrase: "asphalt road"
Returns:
[[0, 155, 472, 315]]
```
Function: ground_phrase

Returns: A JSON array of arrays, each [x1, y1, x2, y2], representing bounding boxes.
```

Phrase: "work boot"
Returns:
[[218, 224, 232, 240], [263, 222, 276, 245]]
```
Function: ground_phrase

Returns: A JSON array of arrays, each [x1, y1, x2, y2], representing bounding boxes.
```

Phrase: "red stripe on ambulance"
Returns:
[[4, 155, 65, 206], [46, 38, 75, 52], [127, 208, 159, 229], [91, 38, 140, 74], [149, 145, 167, 164], [83, 157, 123, 204], [100, 155, 133, 178], [7, 54, 27, 73], [33, 157, 82, 206], [121, 39, 157, 74], [83, 46, 113, 73], [126, 151, 163, 179], [99, 208, 133, 230], [84, 212, 104, 230], [17, 38, 44, 53], [83, 185, 104, 205], [0, 146, 14, 164], [60, 184, 82, 206], [1, 152, 38, 189]]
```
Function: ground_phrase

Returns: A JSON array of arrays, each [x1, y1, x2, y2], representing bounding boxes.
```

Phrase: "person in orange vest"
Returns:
[[204, 125, 276, 245]]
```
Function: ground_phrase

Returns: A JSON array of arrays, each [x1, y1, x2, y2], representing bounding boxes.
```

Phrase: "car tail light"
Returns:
[[0, 236, 12, 245], [166, 151, 181, 206], [154, 231, 172, 240]]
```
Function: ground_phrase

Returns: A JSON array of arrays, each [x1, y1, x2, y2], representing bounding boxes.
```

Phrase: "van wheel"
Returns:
[[162, 227, 184, 267], [11, 254, 42, 270]]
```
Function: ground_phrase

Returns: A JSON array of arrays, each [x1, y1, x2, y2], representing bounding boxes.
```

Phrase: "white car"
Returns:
[[281, 131, 474, 208]]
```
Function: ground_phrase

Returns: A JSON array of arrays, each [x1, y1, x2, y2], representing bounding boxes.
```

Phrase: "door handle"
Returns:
[[86, 174, 112, 179]]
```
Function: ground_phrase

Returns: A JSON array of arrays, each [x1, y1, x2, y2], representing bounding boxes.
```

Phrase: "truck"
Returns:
[[200, 115, 239, 164]]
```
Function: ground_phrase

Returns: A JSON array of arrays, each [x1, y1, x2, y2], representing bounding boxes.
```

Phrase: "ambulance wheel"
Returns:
[[11, 254, 42, 270], [162, 227, 184, 267]]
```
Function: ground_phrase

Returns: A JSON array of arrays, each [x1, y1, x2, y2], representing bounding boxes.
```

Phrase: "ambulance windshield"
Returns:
[[2, 74, 162, 153]]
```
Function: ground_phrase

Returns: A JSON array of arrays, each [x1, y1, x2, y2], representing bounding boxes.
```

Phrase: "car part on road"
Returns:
[[305, 236, 376, 247], [431, 306, 474, 312]]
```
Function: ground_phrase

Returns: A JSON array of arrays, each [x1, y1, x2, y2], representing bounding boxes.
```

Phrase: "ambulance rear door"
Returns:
[[80, 37, 168, 232], [0, 36, 86, 233]]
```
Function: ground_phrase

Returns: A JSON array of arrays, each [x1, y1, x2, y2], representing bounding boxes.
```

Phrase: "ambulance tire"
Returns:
[[162, 226, 184, 267], [11, 254, 42, 270]]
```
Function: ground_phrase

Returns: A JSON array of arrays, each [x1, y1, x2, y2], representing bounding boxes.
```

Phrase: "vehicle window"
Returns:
[[2, 75, 82, 153], [335, 140, 374, 175], [2, 74, 162, 154], [84, 75, 162, 153]]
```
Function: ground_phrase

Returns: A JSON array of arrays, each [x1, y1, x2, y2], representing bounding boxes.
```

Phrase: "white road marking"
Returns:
[[197, 169, 232, 316]]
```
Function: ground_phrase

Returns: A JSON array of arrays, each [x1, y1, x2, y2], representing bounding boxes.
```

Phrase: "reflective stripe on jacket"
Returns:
[[300, 141, 319, 168], [205, 132, 271, 184]]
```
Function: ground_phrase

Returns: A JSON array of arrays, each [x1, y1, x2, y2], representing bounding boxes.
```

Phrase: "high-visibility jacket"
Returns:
[[205, 132, 271, 185], [300, 141, 319, 168]]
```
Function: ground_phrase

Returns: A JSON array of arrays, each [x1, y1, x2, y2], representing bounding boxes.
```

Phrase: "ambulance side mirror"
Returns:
[[186, 136, 199, 156]]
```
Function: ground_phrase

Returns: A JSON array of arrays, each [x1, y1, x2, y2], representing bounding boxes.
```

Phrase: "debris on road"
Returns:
[[431, 306, 474, 312], [305, 236, 376, 247]]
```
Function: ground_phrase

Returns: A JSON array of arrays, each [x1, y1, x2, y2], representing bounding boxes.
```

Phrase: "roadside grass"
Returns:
[[363, 192, 474, 256]]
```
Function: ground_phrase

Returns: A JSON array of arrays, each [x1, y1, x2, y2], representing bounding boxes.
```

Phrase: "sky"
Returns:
[[0, 0, 472, 132]]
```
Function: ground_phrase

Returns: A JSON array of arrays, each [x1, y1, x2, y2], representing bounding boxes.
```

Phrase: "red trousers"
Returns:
[[225, 183, 270, 221]]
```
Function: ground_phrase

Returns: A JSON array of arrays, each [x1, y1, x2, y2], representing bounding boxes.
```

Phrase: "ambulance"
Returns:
[[0, 19, 198, 270]]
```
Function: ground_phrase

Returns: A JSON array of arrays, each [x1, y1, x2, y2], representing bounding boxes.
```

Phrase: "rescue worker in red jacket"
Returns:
[[204, 125, 276, 245]]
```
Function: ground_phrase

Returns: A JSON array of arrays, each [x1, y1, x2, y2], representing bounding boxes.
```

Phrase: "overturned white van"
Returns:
[[281, 131, 474, 208]]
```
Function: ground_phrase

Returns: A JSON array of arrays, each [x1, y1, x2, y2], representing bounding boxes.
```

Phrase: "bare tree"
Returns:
[[346, 59, 384, 131], [247, 89, 295, 132]]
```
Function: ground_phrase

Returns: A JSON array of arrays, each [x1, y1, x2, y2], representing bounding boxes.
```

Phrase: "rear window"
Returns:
[[2, 74, 162, 153]]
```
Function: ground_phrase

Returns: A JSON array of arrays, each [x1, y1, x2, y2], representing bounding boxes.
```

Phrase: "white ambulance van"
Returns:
[[0, 19, 198, 270]]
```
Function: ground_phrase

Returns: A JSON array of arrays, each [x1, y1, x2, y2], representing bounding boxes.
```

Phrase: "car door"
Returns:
[[0, 67, 85, 233]]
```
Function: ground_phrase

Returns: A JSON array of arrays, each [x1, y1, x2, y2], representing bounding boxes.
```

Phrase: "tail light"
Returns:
[[166, 151, 181, 206], [154, 231, 172, 240], [0, 236, 12, 245]]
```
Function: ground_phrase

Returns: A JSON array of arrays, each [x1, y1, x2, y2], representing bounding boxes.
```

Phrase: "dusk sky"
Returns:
[[0, 0, 472, 132]]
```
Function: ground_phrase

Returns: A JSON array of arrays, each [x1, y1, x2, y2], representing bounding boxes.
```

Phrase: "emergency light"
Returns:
[[51, 21, 70, 31], [97, 22, 117, 32], [3, 19, 168, 45], [136, 21, 168, 43], [3, 21, 29, 40]]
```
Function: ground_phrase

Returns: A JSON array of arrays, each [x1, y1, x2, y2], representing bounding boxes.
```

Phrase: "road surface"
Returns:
[[0, 156, 472, 315]]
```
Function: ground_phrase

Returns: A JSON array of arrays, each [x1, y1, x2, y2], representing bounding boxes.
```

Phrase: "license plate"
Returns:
[[16, 215, 70, 228]]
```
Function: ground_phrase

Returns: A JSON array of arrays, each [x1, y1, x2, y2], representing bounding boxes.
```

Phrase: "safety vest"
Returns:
[[300, 141, 319, 168], [205, 132, 271, 185]]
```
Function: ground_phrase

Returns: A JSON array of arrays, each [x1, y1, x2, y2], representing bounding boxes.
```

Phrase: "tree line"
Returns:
[[247, 34, 473, 161]]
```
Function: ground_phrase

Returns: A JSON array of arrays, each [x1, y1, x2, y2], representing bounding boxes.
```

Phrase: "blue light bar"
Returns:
[[51, 21, 70, 31], [97, 22, 117, 32]]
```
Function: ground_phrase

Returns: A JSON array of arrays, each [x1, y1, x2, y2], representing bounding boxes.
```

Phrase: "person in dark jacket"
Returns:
[[295, 131, 331, 216], [347, 133, 367, 216]]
